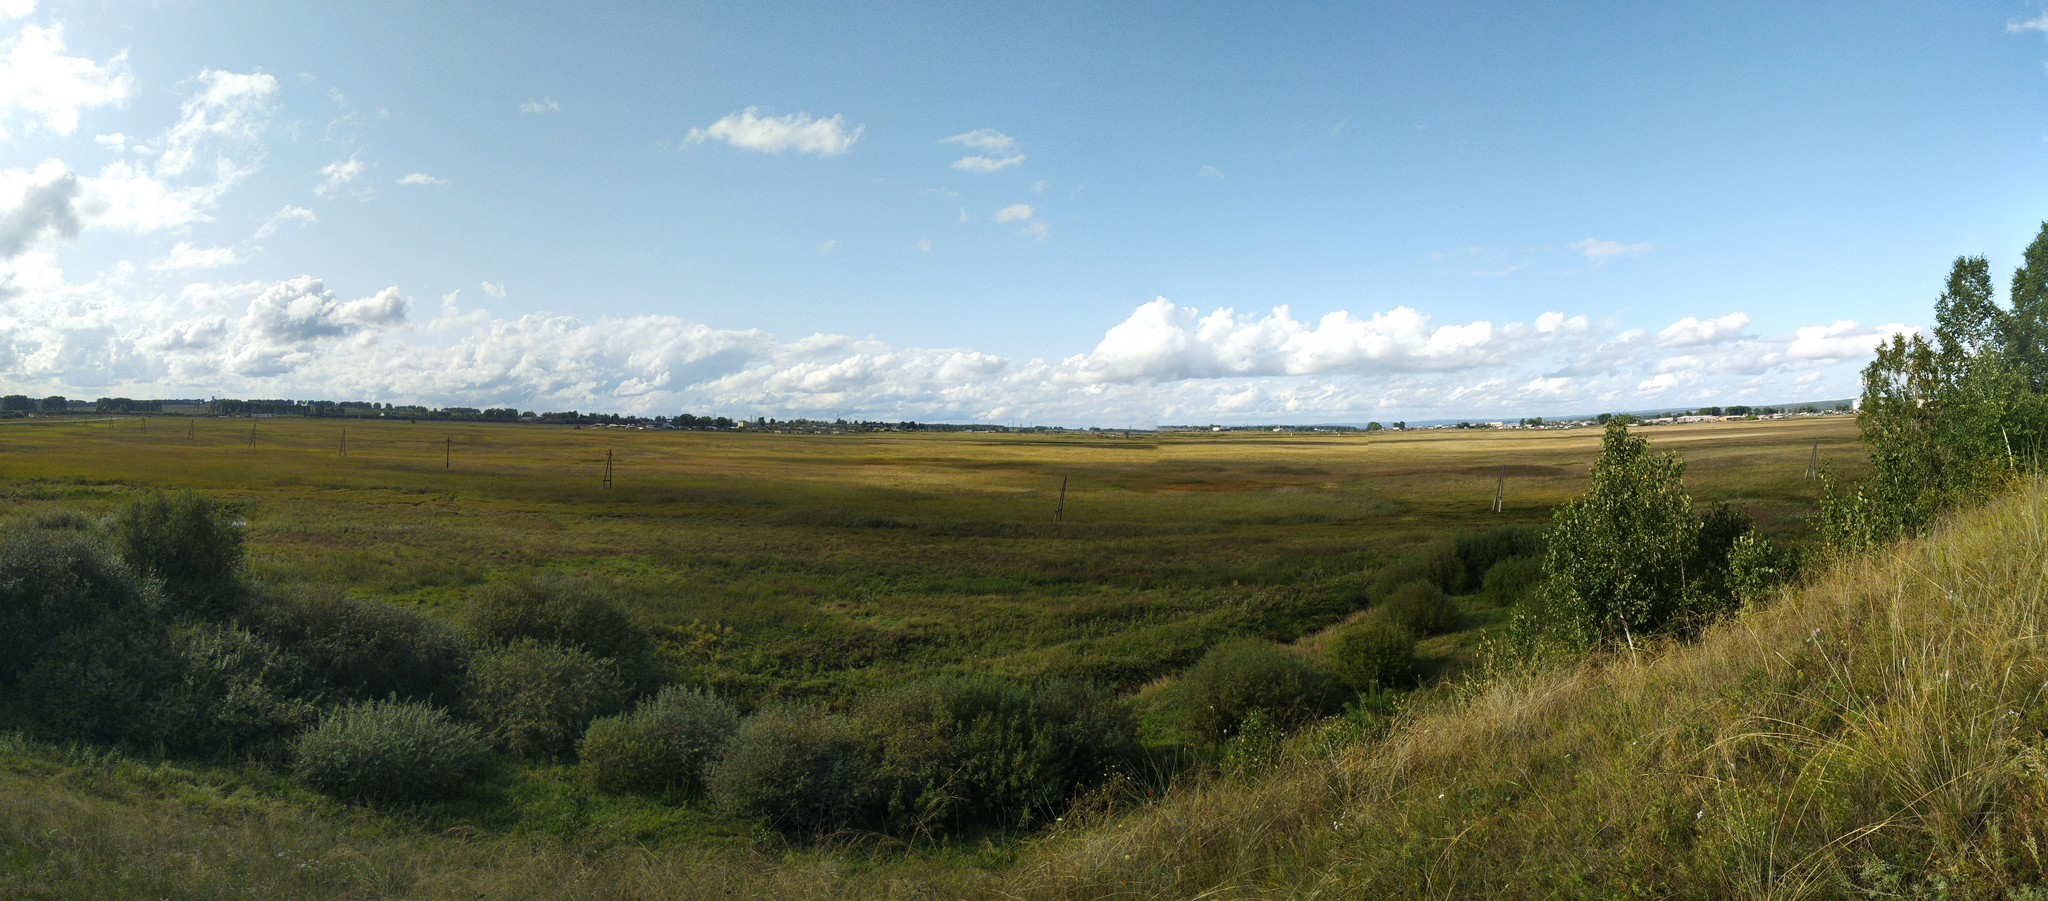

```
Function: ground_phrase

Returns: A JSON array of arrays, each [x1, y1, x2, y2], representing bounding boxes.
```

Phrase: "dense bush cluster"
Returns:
[[1176, 638, 1333, 740], [291, 699, 486, 802], [1326, 620, 1415, 691], [0, 497, 1143, 839], [580, 686, 740, 795]]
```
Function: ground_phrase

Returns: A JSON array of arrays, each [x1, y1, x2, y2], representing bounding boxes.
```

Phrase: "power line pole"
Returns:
[[1492, 464, 1505, 513], [603, 449, 613, 488], [1055, 475, 1067, 521]]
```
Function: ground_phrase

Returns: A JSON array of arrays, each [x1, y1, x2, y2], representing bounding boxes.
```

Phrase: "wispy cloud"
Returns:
[[943, 128, 1025, 172], [396, 172, 447, 186], [1198, 165, 1225, 180], [2007, 11, 2048, 34], [150, 241, 242, 271], [253, 205, 315, 239], [315, 156, 365, 197], [480, 280, 506, 299], [685, 107, 862, 157], [1571, 237, 1652, 263], [995, 203, 1034, 223], [518, 97, 560, 114]]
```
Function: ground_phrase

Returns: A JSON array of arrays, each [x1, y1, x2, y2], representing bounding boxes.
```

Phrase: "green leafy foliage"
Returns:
[[464, 576, 663, 695], [579, 686, 740, 796], [244, 588, 468, 706], [465, 638, 629, 760], [1480, 556, 1543, 606], [1176, 638, 1332, 740], [112, 491, 244, 618], [0, 526, 156, 686], [1325, 620, 1416, 692], [1841, 228, 2048, 551], [1525, 421, 1704, 651], [1379, 580, 1462, 635], [1725, 532, 1791, 609], [707, 704, 879, 836], [150, 622, 317, 757], [859, 674, 1139, 834], [18, 615, 181, 746], [291, 699, 486, 803], [1452, 525, 1544, 591]]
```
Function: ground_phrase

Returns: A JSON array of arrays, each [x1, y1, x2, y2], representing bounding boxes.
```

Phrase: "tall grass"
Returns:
[[998, 480, 2048, 898]]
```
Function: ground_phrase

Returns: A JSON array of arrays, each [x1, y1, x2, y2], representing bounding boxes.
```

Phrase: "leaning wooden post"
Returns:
[[1492, 464, 1505, 513], [1806, 440, 1819, 481], [1055, 476, 1068, 521]]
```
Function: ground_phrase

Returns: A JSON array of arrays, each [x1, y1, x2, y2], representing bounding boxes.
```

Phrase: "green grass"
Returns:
[[0, 416, 1858, 704], [0, 414, 1879, 897]]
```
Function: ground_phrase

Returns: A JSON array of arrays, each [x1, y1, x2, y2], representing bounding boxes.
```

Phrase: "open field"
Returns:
[[0, 413, 1890, 897], [0, 415, 1860, 703]]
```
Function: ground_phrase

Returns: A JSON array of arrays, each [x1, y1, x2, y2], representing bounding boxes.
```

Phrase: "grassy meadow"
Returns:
[[0, 412, 1885, 899], [0, 414, 1857, 703]]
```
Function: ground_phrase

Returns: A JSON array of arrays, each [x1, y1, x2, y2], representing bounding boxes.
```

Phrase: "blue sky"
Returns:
[[2, 1, 2046, 426]]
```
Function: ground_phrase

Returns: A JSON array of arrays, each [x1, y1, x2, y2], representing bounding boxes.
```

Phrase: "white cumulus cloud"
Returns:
[[397, 172, 448, 186], [685, 107, 862, 157], [1658, 311, 1750, 347], [0, 24, 134, 139], [995, 203, 1034, 223]]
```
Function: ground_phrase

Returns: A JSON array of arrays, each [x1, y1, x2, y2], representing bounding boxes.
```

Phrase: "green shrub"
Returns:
[[1177, 638, 1332, 741], [1726, 532, 1792, 609], [1453, 525, 1544, 590], [150, 622, 316, 757], [465, 638, 628, 760], [580, 686, 739, 796], [1526, 421, 1701, 652], [708, 704, 878, 836], [1369, 539, 1465, 598], [291, 699, 486, 803], [112, 490, 244, 618], [465, 576, 662, 695], [18, 616, 181, 746], [1326, 620, 1415, 691], [0, 526, 156, 686], [244, 588, 468, 705], [859, 674, 1140, 834], [1380, 580, 1462, 636], [1480, 556, 1544, 606], [1689, 502, 1754, 614]]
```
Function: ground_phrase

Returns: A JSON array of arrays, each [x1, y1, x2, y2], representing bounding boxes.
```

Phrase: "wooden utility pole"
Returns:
[[341, 428, 347, 457], [603, 449, 613, 488], [445, 437, 451, 470], [1806, 441, 1819, 481], [1492, 464, 1505, 513], [1055, 476, 1068, 521]]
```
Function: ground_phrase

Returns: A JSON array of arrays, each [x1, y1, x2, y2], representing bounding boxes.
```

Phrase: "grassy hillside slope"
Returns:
[[7, 483, 2044, 899], [1000, 481, 2048, 899]]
